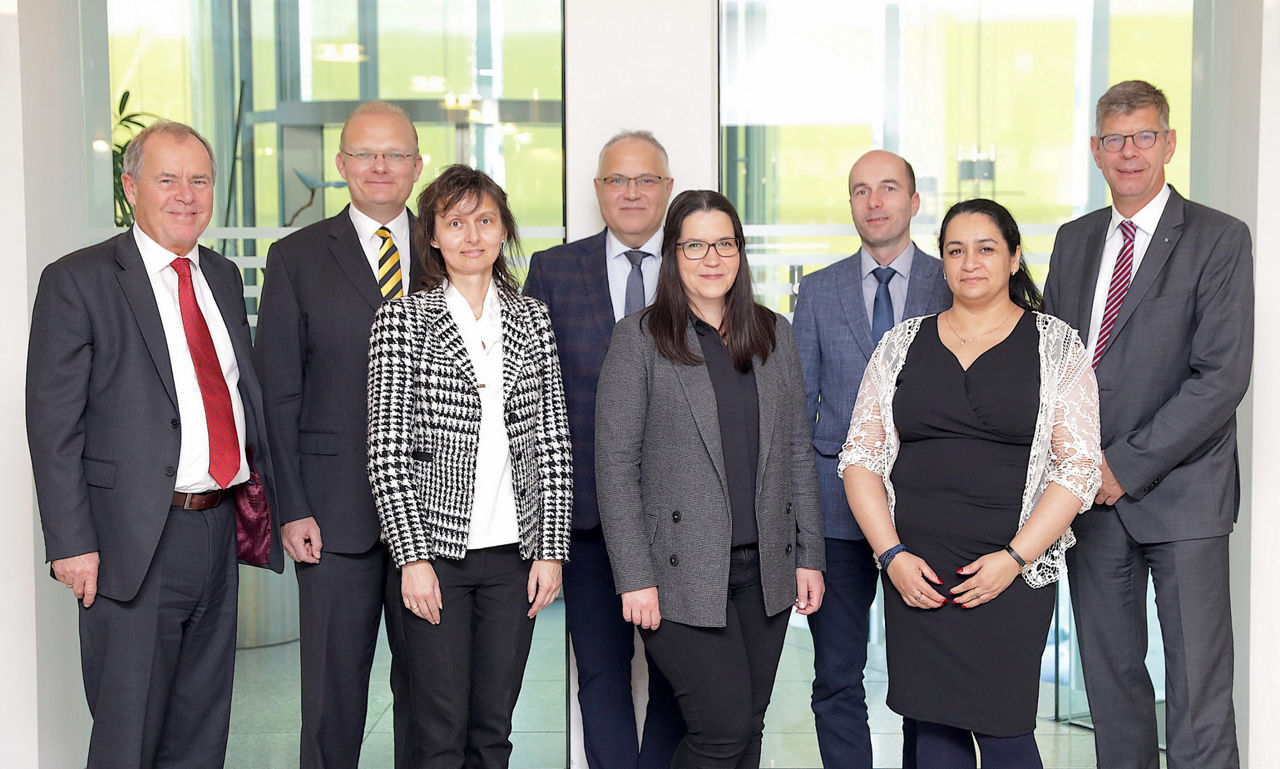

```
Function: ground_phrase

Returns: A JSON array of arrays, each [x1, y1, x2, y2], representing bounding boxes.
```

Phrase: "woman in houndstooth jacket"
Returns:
[[367, 164, 572, 768]]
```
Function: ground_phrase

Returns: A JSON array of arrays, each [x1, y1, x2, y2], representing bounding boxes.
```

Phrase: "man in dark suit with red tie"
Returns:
[[254, 101, 423, 768], [27, 120, 283, 769], [524, 130, 684, 769]]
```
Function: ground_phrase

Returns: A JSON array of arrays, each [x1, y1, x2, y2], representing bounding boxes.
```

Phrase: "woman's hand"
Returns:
[[527, 559, 563, 618], [402, 560, 443, 624], [621, 587, 661, 630], [886, 553, 946, 609], [795, 568, 825, 615], [950, 551, 1022, 608]]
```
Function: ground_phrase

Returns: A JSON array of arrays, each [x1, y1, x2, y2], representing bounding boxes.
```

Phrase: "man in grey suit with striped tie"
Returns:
[[792, 150, 951, 769]]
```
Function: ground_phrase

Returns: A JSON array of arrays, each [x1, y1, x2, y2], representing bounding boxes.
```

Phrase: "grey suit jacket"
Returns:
[[595, 312, 825, 628], [254, 206, 423, 554], [1043, 186, 1254, 543], [27, 232, 284, 602], [792, 244, 951, 539]]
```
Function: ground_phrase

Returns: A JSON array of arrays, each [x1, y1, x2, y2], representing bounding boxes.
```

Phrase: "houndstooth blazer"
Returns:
[[367, 283, 573, 566]]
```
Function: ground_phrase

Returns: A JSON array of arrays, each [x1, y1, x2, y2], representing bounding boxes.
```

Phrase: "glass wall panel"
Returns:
[[722, 1, 1192, 764], [93, 2, 566, 765]]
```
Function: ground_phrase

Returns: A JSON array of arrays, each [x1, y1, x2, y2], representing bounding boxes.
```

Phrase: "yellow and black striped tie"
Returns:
[[375, 227, 403, 300]]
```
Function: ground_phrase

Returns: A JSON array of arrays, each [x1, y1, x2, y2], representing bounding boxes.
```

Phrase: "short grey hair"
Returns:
[[1095, 80, 1170, 136], [122, 120, 218, 183], [340, 100, 419, 149], [597, 130, 670, 176]]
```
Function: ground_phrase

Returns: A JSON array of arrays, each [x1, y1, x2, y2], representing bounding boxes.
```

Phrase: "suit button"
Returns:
[[786, 502, 792, 515], [785, 543, 793, 555], [669, 554, 679, 567], [170, 419, 179, 429], [164, 466, 176, 477], [512, 449, 522, 461], [672, 511, 681, 523]]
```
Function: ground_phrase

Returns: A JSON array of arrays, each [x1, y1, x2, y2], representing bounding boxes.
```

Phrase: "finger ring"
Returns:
[[914, 592, 923, 601], [409, 604, 419, 611]]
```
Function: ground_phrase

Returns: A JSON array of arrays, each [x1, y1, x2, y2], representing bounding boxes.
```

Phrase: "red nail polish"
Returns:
[[956, 568, 964, 574]]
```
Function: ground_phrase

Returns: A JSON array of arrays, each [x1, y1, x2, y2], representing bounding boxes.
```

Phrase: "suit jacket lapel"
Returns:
[[423, 289, 478, 390], [407, 211, 425, 292], [114, 234, 178, 409], [201, 247, 259, 395], [753, 343, 778, 497], [902, 243, 939, 317], [674, 323, 729, 498], [329, 206, 384, 310], [1075, 216, 1108, 334], [581, 230, 617, 341], [1107, 190, 1184, 346], [837, 252, 877, 359], [498, 289, 528, 404]]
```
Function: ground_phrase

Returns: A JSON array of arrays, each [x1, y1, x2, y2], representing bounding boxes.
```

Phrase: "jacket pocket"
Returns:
[[299, 431, 339, 455], [82, 457, 117, 488]]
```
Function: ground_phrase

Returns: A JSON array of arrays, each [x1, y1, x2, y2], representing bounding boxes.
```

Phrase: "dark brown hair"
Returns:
[[413, 164, 521, 293], [647, 189, 776, 370]]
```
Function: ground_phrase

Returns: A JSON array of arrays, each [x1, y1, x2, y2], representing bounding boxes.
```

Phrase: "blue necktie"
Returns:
[[871, 266, 896, 344]]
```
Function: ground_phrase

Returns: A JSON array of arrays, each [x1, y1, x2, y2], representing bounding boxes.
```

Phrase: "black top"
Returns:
[[693, 315, 760, 546]]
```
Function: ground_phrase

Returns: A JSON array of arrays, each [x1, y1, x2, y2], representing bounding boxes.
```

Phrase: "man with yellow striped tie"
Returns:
[[254, 100, 424, 769]]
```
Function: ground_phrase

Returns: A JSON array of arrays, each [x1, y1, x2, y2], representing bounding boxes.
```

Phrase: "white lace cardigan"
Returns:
[[837, 312, 1102, 588]]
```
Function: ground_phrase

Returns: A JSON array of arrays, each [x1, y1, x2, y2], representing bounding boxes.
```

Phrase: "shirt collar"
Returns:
[[1108, 183, 1171, 239], [442, 279, 501, 325], [132, 224, 199, 276], [605, 228, 664, 262], [859, 241, 915, 280], [348, 204, 411, 247]]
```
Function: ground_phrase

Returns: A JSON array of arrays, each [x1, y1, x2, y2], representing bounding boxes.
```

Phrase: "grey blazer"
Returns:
[[1043, 186, 1254, 542], [595, 312, 825, 628]]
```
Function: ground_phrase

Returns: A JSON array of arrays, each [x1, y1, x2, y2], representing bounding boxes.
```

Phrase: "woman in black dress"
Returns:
[[839, 199, 1101, 768]]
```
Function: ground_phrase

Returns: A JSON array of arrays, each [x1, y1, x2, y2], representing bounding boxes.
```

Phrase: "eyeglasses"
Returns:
[[678, 239, 740, 259], [1097, 130, 1166, 152], [597, 174, 668, 189], [339, 150, 420, 165]]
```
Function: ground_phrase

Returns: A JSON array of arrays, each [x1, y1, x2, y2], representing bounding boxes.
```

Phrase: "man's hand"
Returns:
[[621, 587, 661, 630], [282, 517, 323, 563], [1094, 453, 1126, 506], [53, 552, 101, 607]]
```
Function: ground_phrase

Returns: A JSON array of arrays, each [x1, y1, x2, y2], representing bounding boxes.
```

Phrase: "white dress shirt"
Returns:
[[349, 205, 412, 296], [859, 242, 916, 326], [1085, 183, 1172, 354], [604, 229, 662, 321], [133, 226, 249, 493], [442, 280, 520, 550]]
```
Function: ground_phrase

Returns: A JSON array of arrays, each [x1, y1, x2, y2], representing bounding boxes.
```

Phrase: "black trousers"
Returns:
[[399, 544, 537, 769], [79, 499, 238, 769], [641, 546, 790, 769], [563, 527, 684, 769], [915, 721, 1042, 769], [296, 541, 413, 768]]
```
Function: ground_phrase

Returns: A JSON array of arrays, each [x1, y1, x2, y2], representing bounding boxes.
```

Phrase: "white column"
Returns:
[[562, 1, 718, 765], [8, 0, 97, 765]]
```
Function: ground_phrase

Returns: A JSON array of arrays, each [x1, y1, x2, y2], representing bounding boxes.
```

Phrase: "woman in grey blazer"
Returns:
[[367, 165, 572, 768], [595, 190, 826, 769]]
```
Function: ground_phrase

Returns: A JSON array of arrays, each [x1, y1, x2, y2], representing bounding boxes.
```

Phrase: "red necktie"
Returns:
[[170, 257, 240, 488], [1092, 219, 1136, 369]]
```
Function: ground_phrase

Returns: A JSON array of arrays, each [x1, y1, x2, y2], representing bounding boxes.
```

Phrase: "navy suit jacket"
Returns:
[[792, 244, 951, 539], [524, 229, 615, 530], [27, 232, 284, 601], [254, 206, 422, 553]]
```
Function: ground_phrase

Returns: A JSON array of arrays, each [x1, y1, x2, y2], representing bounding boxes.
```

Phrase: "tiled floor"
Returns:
[[227, 600, 1157, 768]]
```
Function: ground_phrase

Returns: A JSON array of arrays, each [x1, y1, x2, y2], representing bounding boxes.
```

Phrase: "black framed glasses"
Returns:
[[339, 149, 420, 165], [1097, 130, 1166, 152], [677, 239, 740, 259], [596, 174, 668, 189]]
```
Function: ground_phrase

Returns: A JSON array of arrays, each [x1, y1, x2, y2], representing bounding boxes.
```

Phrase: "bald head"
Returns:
[[847, 149, 921, 264]]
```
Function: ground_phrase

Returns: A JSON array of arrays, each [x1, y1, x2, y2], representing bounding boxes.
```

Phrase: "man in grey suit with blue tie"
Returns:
[[793, 149, 950, 769], [1044, 80, 1252, 769]]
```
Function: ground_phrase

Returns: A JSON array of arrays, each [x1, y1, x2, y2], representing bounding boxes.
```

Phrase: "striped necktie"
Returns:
[[376, 227, 403, 300], [1092, 219, 1136, 369]]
